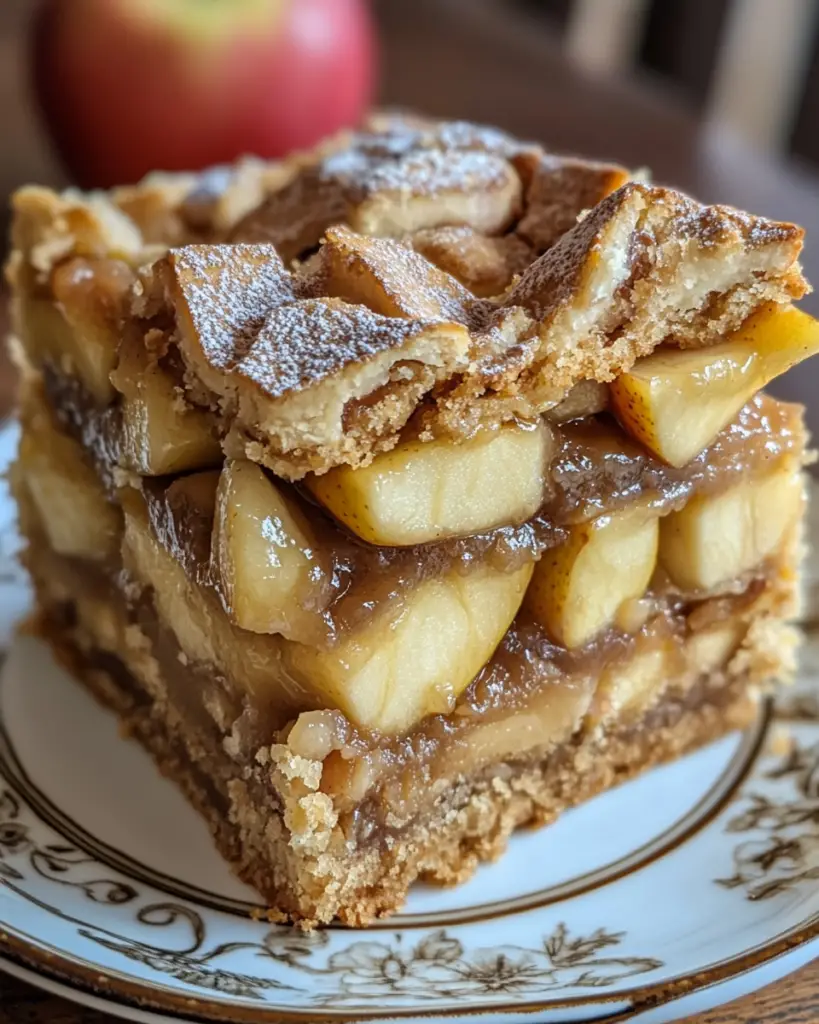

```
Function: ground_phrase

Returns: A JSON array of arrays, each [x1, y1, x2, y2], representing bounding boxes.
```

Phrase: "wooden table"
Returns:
[[2, 0, 819, 1018]]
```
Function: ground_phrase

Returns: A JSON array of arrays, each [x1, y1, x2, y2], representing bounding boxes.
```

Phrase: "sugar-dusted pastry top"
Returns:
[[9, 117, 809, 479]]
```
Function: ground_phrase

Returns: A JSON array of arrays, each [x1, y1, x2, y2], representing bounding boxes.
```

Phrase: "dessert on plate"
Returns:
[[7, 117, 819, 926]]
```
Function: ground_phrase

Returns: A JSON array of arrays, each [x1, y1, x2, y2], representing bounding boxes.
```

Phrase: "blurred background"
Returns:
[[0, 0, 818, 420]]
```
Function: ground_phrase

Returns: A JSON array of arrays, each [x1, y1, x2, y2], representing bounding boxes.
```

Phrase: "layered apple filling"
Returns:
[[13, 366, 809, 816], [7, 117, 818, 923]]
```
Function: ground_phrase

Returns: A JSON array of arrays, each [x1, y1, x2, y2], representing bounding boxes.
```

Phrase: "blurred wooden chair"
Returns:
[[564, 0, 819, 154]]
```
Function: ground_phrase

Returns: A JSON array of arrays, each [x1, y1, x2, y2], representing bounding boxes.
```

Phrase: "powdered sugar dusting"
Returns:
[[320, 120, 521, 196], [322, 130, 420, 182], [236, 300, 443, 398], [673, 198, 802, 250], [320, 227, 479, 325], [171, 244, 294, 369], [232, 121, 528, 255], [362, 149, 515, 198], [432, 120, 522, 155], [308, 135, 518, 210], [360, 236, 476, 321]]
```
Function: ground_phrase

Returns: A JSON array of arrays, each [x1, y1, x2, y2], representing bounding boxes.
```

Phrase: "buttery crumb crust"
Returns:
[[35, 598, 766, 927]]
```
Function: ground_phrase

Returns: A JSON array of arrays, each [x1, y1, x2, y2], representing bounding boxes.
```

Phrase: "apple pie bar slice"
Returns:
[[8, 118, 819, 926]]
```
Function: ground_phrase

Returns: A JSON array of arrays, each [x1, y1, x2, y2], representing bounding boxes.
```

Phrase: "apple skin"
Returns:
[[32, 0, 377, 189]]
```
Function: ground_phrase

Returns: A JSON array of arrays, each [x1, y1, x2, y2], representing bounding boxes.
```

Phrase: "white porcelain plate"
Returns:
[[0, 421, 818, 1023]]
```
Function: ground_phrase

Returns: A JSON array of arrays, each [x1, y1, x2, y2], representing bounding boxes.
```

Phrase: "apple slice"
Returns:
[[142, 470, 220, 586], [110, 336, 222, 476], [610, 303, 819, 467], [685, 623, 744, 675], [212, 460, 331, 640], [590, 642, 675, 726], [17, 257, 134, 404], [19, 412, 120, 561], [282, 563, 532, 734], [659, 464, 803, 591], [525, 508, 659, 649], [307, 421, 551, 546], [121, 503, 319, 724]]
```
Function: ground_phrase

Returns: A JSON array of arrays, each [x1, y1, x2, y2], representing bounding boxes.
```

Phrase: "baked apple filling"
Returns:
[[8, 116, 816, 925]]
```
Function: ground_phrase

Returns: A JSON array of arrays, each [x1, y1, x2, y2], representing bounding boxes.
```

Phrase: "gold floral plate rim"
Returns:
[[0, 688, 771, 931], [0, 910, 816, 1022]]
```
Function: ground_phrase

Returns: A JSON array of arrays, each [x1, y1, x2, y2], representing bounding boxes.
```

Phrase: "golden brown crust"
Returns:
[[433, 183, 807, 435], [157, 244, 296, 374], [410, 225, 536, 298], [228, 120, 533, 259], [10, 186, 145, 276], [516, 153, 632, 251], [308, 224, 482, 322], [10, 159, 294, 276], [8, 120, 809, 480], [138, 236, 474, 478], [142, 181, 806, 478]]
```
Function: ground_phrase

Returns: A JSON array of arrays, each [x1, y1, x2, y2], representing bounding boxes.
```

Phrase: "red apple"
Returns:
[[33, 0, 376, 189]]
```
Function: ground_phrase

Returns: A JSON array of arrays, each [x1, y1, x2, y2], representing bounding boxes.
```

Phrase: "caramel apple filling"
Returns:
[[8, 116, 816, 925], [15, 447, 799, 845], [15, 362, 807, 751]]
